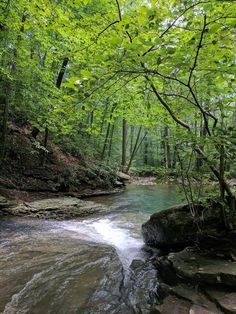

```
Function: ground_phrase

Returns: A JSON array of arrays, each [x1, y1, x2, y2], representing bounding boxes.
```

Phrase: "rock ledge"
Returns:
[[0, 197, 109, 219]]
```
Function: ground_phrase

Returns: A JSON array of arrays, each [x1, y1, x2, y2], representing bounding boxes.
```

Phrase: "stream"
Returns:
[[0, 184, 180, 314]]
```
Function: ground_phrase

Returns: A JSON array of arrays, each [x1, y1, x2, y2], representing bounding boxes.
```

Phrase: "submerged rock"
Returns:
[[0, 197, 109, 219], [142, 203, 225, 250]]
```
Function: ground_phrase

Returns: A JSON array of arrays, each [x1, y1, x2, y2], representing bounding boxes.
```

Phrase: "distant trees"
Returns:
[[1, 0, 235, 209]]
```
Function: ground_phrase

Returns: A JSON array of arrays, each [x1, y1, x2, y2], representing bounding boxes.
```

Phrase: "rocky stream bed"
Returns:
[[1, 186, 236, 313]]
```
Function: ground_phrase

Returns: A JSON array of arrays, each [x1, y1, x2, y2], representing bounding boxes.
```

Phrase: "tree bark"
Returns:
[[107, 123, 115, 163], [0, 84, 10, 164], [121, 118, 127, 172], [143, 134, 148, 165], [56, 57, 69, 88], [163, 126, 171, 169], [101, 104, 115, 160], [126, 126, 144, 173]]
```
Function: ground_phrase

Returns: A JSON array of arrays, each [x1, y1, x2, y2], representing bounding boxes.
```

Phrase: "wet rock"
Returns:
[[168, 249, 236, 287], [156, 283, 171, 300], [150, 295, 192, 314], [1, 197, 109, 219], [124, 258, 159, 314], [154, 256, 178, 285], [152, 288, 223, 314], [142, 203, 225, 250], [172, 284, 222, 313], [205, 289, 236, 313], [189, 304, 221, 314], [153, 281, 223, 314], [153, 250, 236, 314], [0, 232, 125, 314]]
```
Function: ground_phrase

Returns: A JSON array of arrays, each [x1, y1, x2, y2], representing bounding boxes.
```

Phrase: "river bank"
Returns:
[[143, 203, 236, 313]]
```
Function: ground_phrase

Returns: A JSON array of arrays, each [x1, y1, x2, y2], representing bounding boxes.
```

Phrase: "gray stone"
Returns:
[[205, 289, 236, 313], [142, 203, 225, 250], [1, 197, 109, 219], [117, 171, 131, 181], [168, 250, 236, 287], [151, 295, 191, 314]]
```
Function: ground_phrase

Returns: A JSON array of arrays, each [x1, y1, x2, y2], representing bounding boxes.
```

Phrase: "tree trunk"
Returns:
[[41, 126, 49, 166], [163, 126, 171, 169], [143, 134, 148, 165], [42, 57, 69, 165], [56, 57, 69, 88], [107, 123, 115, 163], [0, 84, 10, 164], [126, 127, 146, 173], [121, 119, 127, 172], [101, 105, 115, 160], [130, 125, 134, 155]]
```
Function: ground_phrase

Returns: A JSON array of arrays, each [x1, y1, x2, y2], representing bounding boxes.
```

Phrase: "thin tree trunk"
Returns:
[[101, 105, 115, 160], [107, 123, 115, 163], [56, 57, 69, 88], [121, 119, 127, 172], [163, 126, 171, 168], [41, 57, 69, 165], [143, 134, 148, 165], [101, 123, 111, 160], [130, 126, 134, 155], [126, 127, 142, 173], [0, 84, 10, 164]]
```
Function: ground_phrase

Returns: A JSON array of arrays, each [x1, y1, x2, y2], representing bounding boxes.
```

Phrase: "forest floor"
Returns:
[[0, 123, 123, 203]]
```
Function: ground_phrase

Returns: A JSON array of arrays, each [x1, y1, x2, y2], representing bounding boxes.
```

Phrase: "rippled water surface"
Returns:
[[0, 184, 180, 314]]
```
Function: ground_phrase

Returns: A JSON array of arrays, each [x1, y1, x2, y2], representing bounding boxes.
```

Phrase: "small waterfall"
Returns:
[[61, 218, 144, 269]]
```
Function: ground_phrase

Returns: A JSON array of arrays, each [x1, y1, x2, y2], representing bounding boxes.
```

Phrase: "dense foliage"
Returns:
[[0, 0, 235, 208]]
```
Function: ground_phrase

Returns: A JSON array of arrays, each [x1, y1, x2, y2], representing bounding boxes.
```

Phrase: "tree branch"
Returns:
[[145, 75, 233, 198], [115, 0, 133, 43], [115, 68, 188, 87], [160, 91, 218, 128], [145, 75, 191, 131], [188, 14, 207, 86], [142, 1, 210, 57], [96, 20, 119, 39], [115, 0, 122, 21]]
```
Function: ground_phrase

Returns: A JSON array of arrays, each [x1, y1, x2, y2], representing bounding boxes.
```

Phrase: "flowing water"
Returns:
[[0, 184, 180, 314]]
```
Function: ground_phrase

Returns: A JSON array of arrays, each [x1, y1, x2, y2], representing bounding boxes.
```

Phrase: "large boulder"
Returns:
[[117, 171, 131, 182], [0, 197, 109, 219], [142, 203, 226, 251]]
